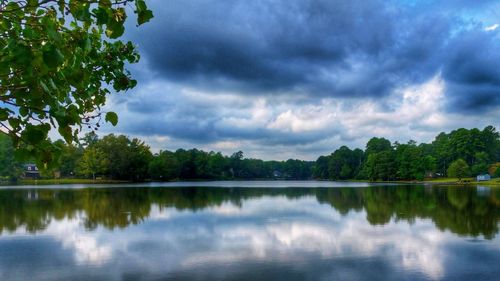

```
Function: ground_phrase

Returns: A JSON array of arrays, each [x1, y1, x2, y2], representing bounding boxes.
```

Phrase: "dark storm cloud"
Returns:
[[129, 0, 404, 96], [125, 99, 221, 142], [126, 0, 500, 112], [109, 0, 500, 155], [442, 29, 500, 112]]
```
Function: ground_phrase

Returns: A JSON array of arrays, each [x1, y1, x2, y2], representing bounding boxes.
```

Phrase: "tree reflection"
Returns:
[[0, 185, 498, 238]]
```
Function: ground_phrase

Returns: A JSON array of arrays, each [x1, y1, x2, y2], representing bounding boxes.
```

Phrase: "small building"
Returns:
[[24, 164, 40, 179], [425, 171, 437, 178], [476, 174, 491, 182]]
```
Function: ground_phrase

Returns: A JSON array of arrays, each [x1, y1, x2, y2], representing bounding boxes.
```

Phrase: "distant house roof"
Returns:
[[24, 164, 39, 174], [476, 174, 491, 181]]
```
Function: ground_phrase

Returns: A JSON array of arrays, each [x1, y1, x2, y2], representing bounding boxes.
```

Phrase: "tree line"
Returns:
[[0, 133, 313, 181], [0, 125, 499, 182], [313, 126, 500, 181]]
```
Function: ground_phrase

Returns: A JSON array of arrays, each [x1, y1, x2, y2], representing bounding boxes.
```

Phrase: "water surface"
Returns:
[[0, 182, 499, 280]]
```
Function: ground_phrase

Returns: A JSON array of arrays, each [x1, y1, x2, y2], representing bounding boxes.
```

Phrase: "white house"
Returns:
[[476, 174, 491, 182]]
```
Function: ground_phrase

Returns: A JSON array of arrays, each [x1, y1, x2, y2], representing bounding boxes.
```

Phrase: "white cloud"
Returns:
[[485, 24, 499, 31], [1, 195, 497, 280], [267, 102, 338, 133], [94, 73, 499, 160], [44, 216, 112, 265]]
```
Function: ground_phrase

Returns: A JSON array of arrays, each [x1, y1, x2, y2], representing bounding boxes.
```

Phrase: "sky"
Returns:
[[100, 0, 500, 160]]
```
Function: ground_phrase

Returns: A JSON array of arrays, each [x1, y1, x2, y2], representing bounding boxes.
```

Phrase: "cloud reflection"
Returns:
[[2, 195, 497, 281], [0, 185, 499, 281]]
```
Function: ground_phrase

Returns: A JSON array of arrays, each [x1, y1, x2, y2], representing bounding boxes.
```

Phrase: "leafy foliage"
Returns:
[[471, 152, 490, 176], [148, 150, 181, 181], [53, 139, 83, 177], [0, 133, 23, 180], [325, 146, 363, 180], [447, 159, 470, 181], [0, 0, 153, 167], [0, 133, 315, 181], [93, 134, 152, 181], [0, 126, 499, 182], [494, 166, 500, 178], [78, 146, 108, 179], [150, 149, 312, 181], [313, 126, 500, 181]]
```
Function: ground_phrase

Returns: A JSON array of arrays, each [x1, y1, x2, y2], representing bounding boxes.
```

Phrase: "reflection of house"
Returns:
[[476, 174, 491, 182], [476, 186, 491, 197], [24, 164, 40, 179], [27, 190, 39, 200]]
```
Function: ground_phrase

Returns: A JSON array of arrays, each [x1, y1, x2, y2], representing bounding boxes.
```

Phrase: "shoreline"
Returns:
[[5, 178, 500, 187]]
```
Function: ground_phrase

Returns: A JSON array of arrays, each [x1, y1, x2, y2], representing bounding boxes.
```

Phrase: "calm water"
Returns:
[[0, 182, 499, 281]]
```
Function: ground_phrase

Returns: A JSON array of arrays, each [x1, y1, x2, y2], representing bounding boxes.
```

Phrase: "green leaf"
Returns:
[[43, 46, 65, 68], [94, 7, 109, 25], [48, 78, 58, 91], [58, 0, 66, 14], [13, 45, 33, 66], [40, 81, 50, 93], [8, 118, 20, 129], [136, 0, 153, 25], [106, 22, 125, 39], [138, 9, 154, 25], [74, 3, 91, 21], [66, 104, 81, 124], [0, 109, 9, 121], [105, 112, 118, 126], [14, 148, 31, 162], [58, 126, 73, 143], [5, 2, 20, 12], [42, 17, 62, 43], [0, 62, 10, 76], [22, 27, 35, 39], [83, 37, 92, 53], [22, 124, 49, 145], [105, 8, 126, 38], [19, 107, 29, 117], [136, 0, 147, 11], [99, 0, 112, 8]]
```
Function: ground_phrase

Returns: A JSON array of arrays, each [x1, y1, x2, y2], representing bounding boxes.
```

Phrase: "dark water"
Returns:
[[0, 182, 499, 281]]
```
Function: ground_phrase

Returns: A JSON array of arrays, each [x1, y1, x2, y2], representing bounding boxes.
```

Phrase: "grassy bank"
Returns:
[[16, 179, 131, 185], [7, 177, 500, 187], [424, 178, 474, 183], [424, 177, 500, 186], [343, 177, 500, 186], [475, 178, 500, 186]]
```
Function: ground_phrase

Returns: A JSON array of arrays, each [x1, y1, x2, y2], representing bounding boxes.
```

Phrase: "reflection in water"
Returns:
[[0, 185, 499, 281], [1, 185, 498, 237]]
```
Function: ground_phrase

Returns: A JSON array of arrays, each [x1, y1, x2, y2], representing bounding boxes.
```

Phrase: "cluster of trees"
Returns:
[[0, 133, 313, 181], [313, 126, 500, 181], [0, 125, 499, 182], [149, 150, 312, 181]]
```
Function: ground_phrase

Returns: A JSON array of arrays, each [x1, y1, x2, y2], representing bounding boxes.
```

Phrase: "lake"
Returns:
[[0, 181, 499, 281]]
